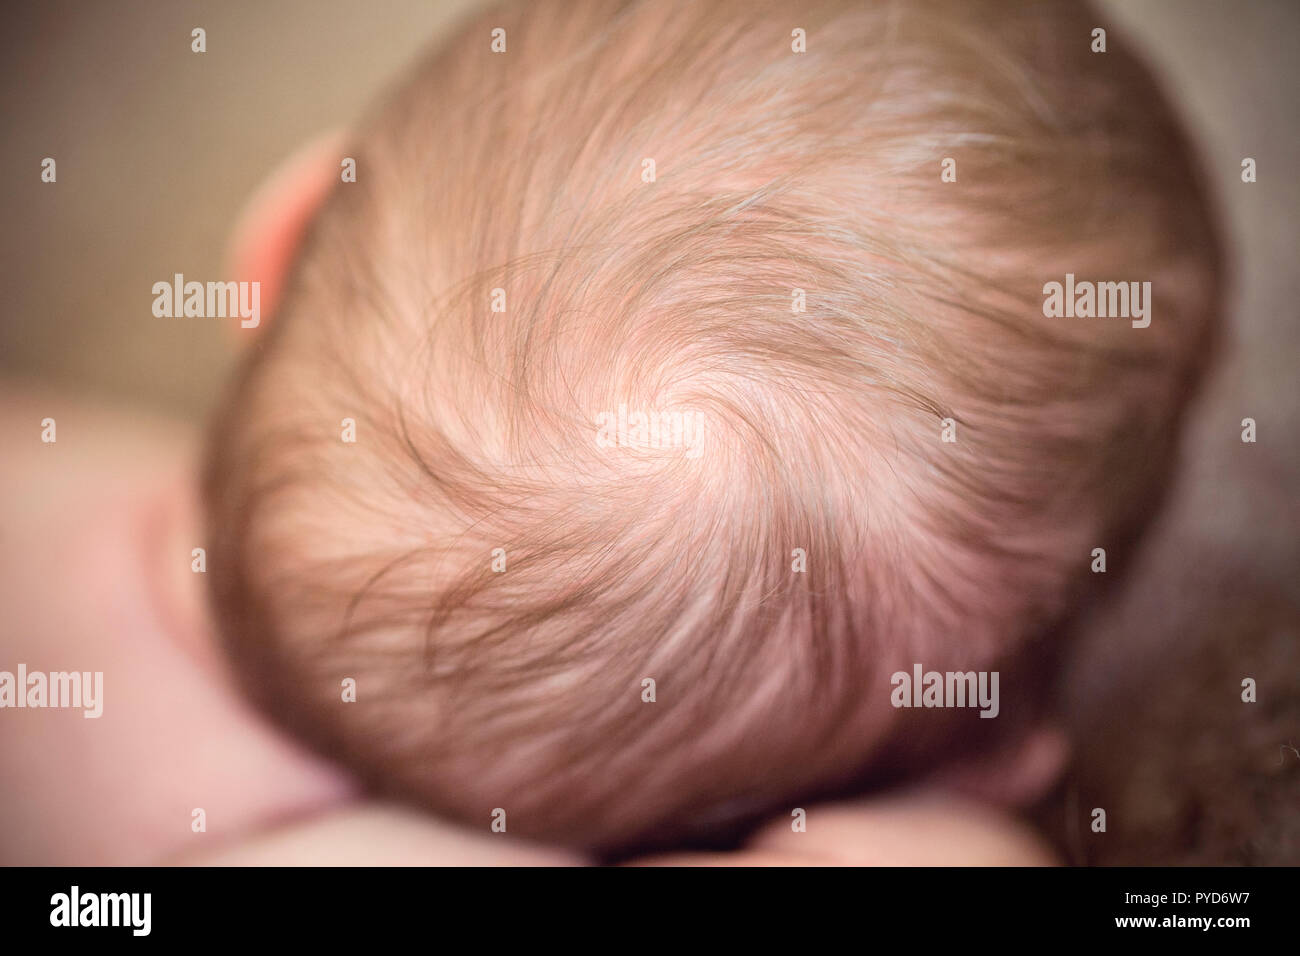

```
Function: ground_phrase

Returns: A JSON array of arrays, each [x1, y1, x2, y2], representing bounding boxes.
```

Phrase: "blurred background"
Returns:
[[1, 0, 1296, 863], [1, 0, 480, 416]]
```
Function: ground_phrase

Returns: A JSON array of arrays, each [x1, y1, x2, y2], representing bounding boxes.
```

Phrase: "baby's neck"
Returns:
[[138, 457, 227, 677]]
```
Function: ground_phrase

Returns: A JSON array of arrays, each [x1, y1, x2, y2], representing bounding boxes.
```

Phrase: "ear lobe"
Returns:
[[225, 130, 347, 344], [923, 726, 1070, 809]]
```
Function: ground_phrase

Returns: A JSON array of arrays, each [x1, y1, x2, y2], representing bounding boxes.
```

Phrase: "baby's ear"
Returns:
[[924, 726, 1070, 809], [224, 130, 346, 345]]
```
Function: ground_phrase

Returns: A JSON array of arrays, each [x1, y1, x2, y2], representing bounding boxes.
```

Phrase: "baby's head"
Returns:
[[204, 0, 1221, 852]]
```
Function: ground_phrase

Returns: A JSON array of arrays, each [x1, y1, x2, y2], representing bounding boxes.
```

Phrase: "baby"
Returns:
[[202, 0, 1221, 854]]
